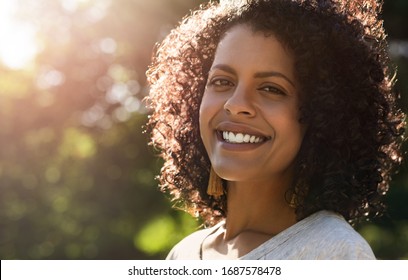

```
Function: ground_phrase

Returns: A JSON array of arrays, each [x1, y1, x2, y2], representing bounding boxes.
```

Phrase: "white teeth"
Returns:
[[228, 132, 236, 142], [221, 131, 265, 144]]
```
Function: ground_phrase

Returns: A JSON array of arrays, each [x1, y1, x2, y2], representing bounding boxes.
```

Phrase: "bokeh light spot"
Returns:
[[99, 37, 117, 54], [134, 215, 176, 255], [45, 166, 61, 184]]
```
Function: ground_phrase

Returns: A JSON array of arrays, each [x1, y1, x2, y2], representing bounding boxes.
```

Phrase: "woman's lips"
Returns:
[[214, 122, 271, 151], [215, 122, 271, 144], [217, 130, 268, 144]]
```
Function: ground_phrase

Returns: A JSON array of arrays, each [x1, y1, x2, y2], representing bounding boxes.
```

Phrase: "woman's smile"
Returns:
[[199, 24, 306, 183], [215, 121, 271, 150]]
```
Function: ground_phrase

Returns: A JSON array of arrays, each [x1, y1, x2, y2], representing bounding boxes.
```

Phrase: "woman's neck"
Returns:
[[225, 179, 297, 240]]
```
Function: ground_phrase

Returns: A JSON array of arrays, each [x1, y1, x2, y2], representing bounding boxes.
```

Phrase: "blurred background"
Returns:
[[0, 0, 407, 260]]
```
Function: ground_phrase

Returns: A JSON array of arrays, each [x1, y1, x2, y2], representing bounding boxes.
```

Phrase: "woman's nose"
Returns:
[[223, 86, 256, 117]]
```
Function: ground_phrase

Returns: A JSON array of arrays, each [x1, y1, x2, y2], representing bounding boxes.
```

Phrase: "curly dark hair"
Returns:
[[146, 0, 406, 226]]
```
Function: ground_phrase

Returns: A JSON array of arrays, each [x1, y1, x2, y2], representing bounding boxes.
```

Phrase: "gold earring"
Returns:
[[289, 192, 297, 208], [207, 167, 223, 198]]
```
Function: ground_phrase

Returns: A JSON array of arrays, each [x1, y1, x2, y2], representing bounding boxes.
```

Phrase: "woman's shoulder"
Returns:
[[243, 210, 376, 260], [166, 221, 225, 260], [305, 210, 376, 259]]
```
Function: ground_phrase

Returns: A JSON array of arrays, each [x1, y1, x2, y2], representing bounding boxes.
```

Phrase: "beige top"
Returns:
[[166, 210, 376, 260]]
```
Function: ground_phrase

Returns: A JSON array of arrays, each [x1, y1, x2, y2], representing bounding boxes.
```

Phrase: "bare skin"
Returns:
[[199, 24, 305, 259], [202, 181, 297, 259]]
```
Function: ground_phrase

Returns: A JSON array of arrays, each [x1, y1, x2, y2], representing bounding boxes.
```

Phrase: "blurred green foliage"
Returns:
[[0, 0, 407, 260]]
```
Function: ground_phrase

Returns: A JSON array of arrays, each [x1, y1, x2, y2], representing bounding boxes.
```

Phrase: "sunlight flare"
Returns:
[[0, 1, 39, 69]]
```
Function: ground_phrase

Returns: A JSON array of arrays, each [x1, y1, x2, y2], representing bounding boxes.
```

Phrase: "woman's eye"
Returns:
[[208, 78, 234, 88], [259, 85, 287, 96]]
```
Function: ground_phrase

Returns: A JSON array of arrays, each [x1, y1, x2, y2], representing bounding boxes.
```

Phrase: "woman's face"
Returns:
[[199, 24, 306, 185]]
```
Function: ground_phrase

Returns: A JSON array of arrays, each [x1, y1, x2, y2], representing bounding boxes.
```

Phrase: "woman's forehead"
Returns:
[[212, 25, 295, 77]]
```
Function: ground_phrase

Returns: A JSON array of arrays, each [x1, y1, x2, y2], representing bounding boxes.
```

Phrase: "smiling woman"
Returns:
[[200, 25, 305, 190], [146, 0, 406, 260]]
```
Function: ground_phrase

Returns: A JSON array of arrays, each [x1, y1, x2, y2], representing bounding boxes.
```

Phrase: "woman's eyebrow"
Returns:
[[210, 64, 295, 88], [209, 64, 237, 75], [254, 71, 296, 88]]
